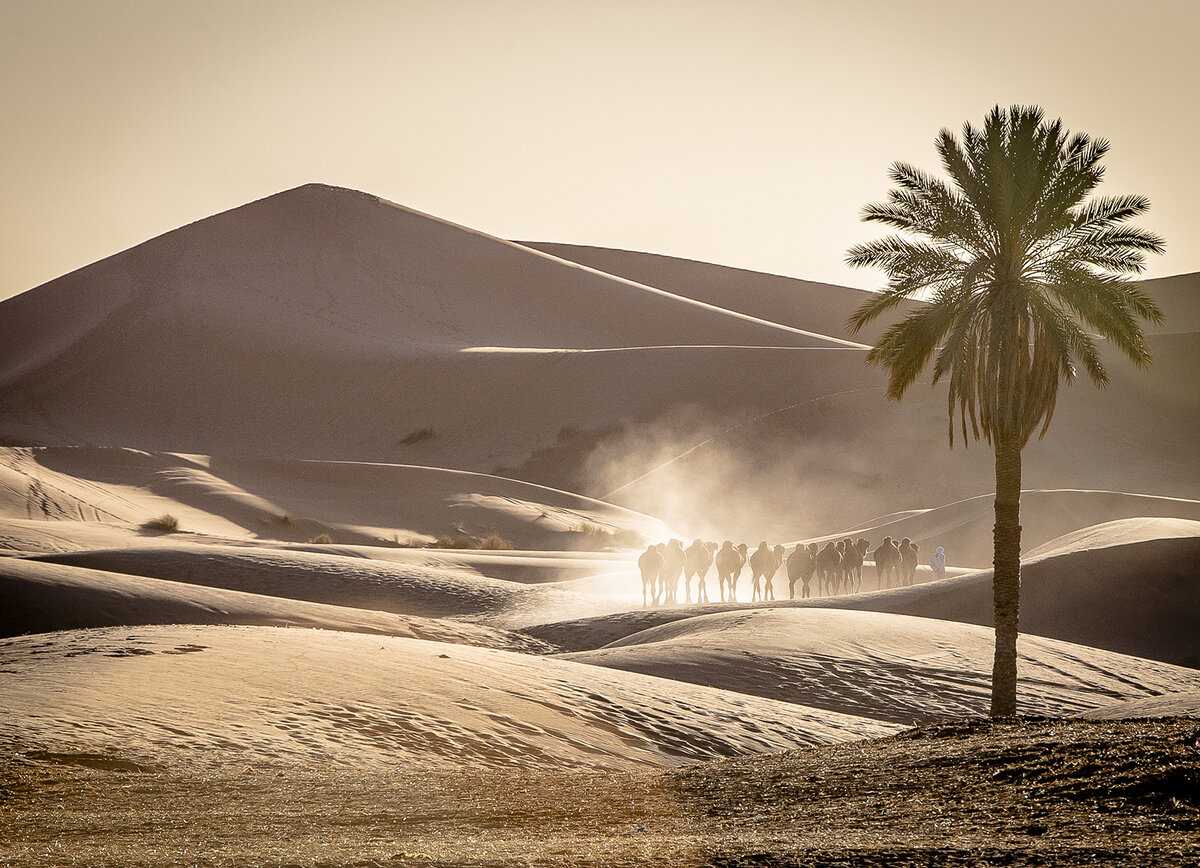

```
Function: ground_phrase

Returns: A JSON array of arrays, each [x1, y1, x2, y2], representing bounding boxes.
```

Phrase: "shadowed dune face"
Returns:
[[0, 625, 897, 771], [0, 557, 549, 652], [25, 543, 629, 629], [561, 608, 1200, 725]]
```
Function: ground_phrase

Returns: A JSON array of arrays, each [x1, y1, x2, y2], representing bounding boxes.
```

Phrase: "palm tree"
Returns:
[[846, 105, 1165, 716]]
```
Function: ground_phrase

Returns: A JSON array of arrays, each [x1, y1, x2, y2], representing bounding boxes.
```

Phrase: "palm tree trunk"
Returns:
[[990, 436, 1023, 716]]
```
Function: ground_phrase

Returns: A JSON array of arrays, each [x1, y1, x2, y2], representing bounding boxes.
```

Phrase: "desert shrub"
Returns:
[[307, 533, 333, 544], [399, 427, 435, 446], [480, 533, 515, 550], [556, 425, 581, 443], [140, 514, 181, 533], [433, 534, 477, 549], [277, 514, 293, 525]]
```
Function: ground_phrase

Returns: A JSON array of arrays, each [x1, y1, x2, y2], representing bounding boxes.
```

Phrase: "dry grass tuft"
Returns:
[[140, 514, 181, 533]]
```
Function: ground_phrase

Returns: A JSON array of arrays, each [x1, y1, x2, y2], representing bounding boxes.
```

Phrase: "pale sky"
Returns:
[[3, 0, 1197, 301]]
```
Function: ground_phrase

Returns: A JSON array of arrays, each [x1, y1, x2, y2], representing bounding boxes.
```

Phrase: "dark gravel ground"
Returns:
[[2, 718, 1197, 867]]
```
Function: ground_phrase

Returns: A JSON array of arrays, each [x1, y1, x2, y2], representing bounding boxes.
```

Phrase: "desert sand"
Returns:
[[2, 184, 1197, 866]]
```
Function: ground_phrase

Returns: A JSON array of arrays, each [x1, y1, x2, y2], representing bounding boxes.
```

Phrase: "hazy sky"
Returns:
[[3, 0, 1197, 301]]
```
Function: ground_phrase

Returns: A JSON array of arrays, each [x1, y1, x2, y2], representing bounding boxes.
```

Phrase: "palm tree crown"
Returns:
[[847, 105, 1165, 448]]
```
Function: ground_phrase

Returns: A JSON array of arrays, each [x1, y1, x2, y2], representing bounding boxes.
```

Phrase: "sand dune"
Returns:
[[562, 608, 1200, 725], [1082, 691, 1200, 719], [0, 446, 666, 551], [0, 625, 897, 772], [27, 543, 620, 629], [0, 184, 858, 470], [0, 557, 547, 652]]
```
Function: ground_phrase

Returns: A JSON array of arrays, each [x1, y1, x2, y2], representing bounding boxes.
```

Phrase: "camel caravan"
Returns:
[[636, 536, 931, 608]]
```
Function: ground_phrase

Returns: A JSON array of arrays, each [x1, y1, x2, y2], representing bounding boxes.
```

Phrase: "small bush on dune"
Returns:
[[399, 427, 435, 446], [141, 514, 181, 533], [434, 533, 478, 549], [307, 533, 333, 544], [430, 526, 515, 550], [480, 533, 515, 550]]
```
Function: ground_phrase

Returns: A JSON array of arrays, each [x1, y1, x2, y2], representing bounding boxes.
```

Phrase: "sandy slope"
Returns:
[[0, 557, 546, 652], [0, 446, 667, 551], [522, 241, 917, 344], [1083, 691, 1200, 719], [26, 543, 619, 628], [561, 608, 1200, 725], [0, 184, 857, 471], [0, 625, 897, 772]]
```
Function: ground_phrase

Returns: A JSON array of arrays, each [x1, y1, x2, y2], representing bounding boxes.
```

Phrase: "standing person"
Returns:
[[930, 546, 946, 582]]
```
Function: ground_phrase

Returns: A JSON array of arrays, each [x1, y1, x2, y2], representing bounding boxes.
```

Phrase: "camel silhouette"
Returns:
[[683, 539, 717, 604], [749, 542, 782, 602], [660, 539, 686, 605], [637, 544, 663, 608], [715, 541, 748, 602], [786, 543, 818, 599], [873, 536, 901, 589], [898, 538, 920, 587], [840, 537, 871, 593], [815, 541, 842, 596]]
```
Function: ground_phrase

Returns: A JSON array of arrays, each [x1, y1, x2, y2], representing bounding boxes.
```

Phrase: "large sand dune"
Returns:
[[0, 625, 897, 772], [561, 608, 1200, 725], [1, 185, 1195, 539]]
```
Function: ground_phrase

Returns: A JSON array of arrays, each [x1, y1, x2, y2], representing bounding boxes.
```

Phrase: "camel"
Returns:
[[815, 541, 842, 596], [786, 543, 818, 599], [748, 542, 776, 602], [637, 544, 663, 608], [715, 541, 748, 602], [873, 536, 901, 589], [840, 537, 871, 593], [660, 539, 686, 605], [898, 538, 920, 587], [683, 539, 717, 604]]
